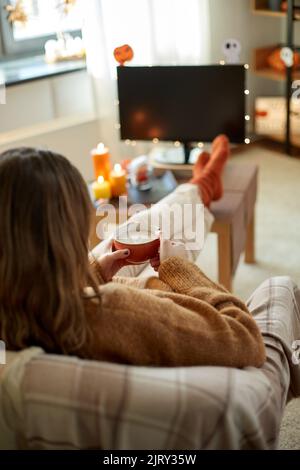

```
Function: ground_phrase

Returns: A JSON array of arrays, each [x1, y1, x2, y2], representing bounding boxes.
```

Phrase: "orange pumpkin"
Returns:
[[114, 44, 134, 66], [268, 48, 300, 72]]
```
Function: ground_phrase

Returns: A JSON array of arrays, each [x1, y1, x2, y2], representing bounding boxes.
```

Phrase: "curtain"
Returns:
[[82, 0, 211, 161]]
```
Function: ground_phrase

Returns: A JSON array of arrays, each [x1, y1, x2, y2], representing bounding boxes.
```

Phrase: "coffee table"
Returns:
[[209, 163, 257, 291]]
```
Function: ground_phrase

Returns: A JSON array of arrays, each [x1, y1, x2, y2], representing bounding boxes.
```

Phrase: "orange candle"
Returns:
[[110, 163, 127, 197], [92, 143, 111, 180]]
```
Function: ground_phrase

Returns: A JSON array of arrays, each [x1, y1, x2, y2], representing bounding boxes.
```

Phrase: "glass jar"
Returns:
[[129, 156, 153, 191]]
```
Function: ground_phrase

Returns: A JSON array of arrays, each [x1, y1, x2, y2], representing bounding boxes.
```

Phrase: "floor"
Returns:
[[198, 143, 300, 449]]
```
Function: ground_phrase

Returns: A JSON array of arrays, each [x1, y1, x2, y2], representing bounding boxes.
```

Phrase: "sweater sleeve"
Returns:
[[159, 257, 248, 312]]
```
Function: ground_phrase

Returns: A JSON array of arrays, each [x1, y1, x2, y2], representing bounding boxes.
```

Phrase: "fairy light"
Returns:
[[245, 115, 251, 121], [114, 123, 121, 130], [152, 138, 159, 144], [131, 140, 136, 147], [245, 138, 251, 145], [174, 141, 181, 147], [244, 64, 249, 70], [197, 142, 204, 148], [244, 89, 250, 95], [125, 139, 131, 145], [219, 60, 225, 65]]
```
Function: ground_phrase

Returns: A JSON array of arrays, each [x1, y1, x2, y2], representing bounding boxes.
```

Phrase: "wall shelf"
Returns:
[[252, 9, 286, 17], [252, 45, 300, 81], [252, 0, 300, 153], [264, 133, 300, 147]]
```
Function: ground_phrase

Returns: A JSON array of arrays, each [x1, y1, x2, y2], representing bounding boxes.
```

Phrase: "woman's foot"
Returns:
[[211, 134, 229, 153], [193, 151, 210, 177], [190, 135, 230, 207]]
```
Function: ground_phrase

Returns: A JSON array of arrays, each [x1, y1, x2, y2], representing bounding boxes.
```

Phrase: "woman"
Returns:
[[0, 138, 266, 368]]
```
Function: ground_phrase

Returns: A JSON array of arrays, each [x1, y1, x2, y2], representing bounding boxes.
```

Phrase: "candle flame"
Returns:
[[114, 163, 122, 173], [97, 142, 105, 152], [98, 176, 104, 184]]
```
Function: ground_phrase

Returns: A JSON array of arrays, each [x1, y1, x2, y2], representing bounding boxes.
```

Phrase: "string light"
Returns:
[[114, 123, 121, 129], [244, 89, 250, 95], [219, 60, 225, 65], [245, 138, 251, 145], [174, 141, 181, 147], [152, 138, 159, 144], [245, 115, 251, 121], [197, 142, 204, 148], [244, 64, 249, 70], [131, 140, 136, 147], [125, 139, 131, 145]]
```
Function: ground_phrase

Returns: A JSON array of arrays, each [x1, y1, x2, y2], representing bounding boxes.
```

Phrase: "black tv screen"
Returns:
[[117, 65, 246, 144]]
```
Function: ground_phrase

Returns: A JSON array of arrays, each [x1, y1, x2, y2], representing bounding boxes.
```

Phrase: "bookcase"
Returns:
[[252, 0, 300, 153]]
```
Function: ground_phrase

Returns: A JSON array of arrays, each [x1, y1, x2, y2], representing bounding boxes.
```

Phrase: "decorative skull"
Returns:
[[280, 47, 294, 68]]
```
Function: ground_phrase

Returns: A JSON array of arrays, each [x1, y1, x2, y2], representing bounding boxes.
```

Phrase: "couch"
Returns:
[[1, 276, 300, 450]]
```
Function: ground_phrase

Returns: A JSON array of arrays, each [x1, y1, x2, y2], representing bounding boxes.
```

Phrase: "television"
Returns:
[[117, 65, 246, 164]]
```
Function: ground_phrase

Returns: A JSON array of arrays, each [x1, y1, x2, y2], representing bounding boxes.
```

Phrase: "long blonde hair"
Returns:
[[0, 148, 98, 354]]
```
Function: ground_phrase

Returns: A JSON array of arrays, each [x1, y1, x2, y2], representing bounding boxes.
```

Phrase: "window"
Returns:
[[0, 0, 83, 57]]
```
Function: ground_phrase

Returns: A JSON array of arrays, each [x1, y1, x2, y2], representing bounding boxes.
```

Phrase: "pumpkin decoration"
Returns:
[[114, 44, 134, 66], [268, 48, 300, 72]]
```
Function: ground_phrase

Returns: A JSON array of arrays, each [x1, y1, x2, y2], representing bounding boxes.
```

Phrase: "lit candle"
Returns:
[[91, 143, 111, 180], [92, 176, 112, 200], [110, 163, 127, 197]]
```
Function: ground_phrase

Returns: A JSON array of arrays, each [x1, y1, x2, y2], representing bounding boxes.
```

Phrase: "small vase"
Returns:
[[268, 0, 282, 11]]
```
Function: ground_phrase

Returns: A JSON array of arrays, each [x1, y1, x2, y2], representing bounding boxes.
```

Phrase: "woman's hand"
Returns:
[[150, 254, 160, 272], [97, 250, 130, 282]]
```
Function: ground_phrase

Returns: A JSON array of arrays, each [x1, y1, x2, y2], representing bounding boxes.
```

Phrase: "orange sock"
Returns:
[[211, 134, 229, 153], [190, 139, 230, 207], [193, 151, 210, 178]]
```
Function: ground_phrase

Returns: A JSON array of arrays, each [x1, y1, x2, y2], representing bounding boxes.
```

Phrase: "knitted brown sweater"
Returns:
[[80, 257, 266, 368]]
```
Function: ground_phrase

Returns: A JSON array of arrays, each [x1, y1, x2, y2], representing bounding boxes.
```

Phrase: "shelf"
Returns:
[[263, 133, 300, 147], [252, 9, 286, 17], [253, 67, 300, 81], [252, 1, 300, 155], [0, 55, 86, 87], [252, 45, 300, 81], [252, 9, 300, 19]]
